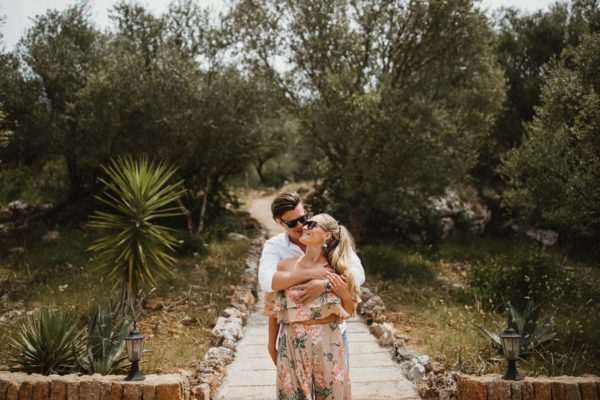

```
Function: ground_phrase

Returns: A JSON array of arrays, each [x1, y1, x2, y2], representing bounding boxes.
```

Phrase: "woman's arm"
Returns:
[[268, 316, 278, 365], [327, 272, 356, 316]]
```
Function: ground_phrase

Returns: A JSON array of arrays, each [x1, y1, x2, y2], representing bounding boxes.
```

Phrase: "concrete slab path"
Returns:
[[214, 193, 420, 399]]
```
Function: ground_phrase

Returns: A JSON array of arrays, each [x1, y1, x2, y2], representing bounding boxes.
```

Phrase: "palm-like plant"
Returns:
[[88, 157, 184, 318], [7, 309, 85, 375], [80, 305, 133, 375]]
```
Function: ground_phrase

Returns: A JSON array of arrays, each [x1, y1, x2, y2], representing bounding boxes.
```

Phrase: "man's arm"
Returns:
[[258, 241, 328, 292], [258, 241, 282, 292], [348, 249, 365, 285]]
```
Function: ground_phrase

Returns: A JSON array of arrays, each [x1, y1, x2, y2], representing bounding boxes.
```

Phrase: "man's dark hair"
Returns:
[[271, 192, 302, 220]]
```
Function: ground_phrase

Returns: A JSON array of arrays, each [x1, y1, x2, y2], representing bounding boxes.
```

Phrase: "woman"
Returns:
[[264, 213, 361, 400]]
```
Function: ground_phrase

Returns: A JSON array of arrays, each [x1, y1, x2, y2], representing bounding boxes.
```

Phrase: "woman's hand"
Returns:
[[326, 272, 351, 301], [268, 345, 278, 366]]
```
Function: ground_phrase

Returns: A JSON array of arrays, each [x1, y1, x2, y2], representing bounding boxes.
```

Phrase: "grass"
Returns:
[[0, 213, 257, 374], [361, 232, 600, 376]]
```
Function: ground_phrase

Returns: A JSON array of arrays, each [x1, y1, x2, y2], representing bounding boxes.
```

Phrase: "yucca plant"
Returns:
[[478, 299, 557, 356], [7, 309, 85, 375], [79, 305, 133, 375], [88, 156, 185, 318]]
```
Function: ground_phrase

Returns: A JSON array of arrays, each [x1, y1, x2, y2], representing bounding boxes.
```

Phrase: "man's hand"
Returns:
[[291, 279, 327, 304]]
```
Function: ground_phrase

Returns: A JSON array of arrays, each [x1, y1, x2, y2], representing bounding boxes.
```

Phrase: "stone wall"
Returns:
[[456, 374, 600, 400], [0, 372, 188, 400]]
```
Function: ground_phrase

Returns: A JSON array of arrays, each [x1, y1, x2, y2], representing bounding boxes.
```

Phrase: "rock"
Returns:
[[0, 208, 12, 221], [181, 316, 196, 326], [80, 379, 101, 400], [487, 379, 511, 400], [369, 322, 395, 347], [394, 344, 419, 362], [440, 217, 455, 237], [211, 317, 243, 346], [123, 384, 142, 400], [407, 363, 426, 383], [226, 232, 248, 241], [359, 287, 374, 302], [8, 200, 28, 214], [415, 355, 431, 369], [32, 379, 50, 400], [192, 383, 210, 400], [357, 295, 386, 324], [49, 378, 67, 400], [526, 228, 558, 247], [222, 307, 246, 324], [532, 379, 553, 400], [9, 247, 25, 254], [42, 231, 61, 241]]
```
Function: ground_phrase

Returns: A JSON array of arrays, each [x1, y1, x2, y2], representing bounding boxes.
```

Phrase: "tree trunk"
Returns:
[[196, 175, 212, 234], [177, 197, 194, 235]]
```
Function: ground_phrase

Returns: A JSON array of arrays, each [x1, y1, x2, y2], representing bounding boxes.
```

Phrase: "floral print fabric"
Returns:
[[263, 288, 350, 323], [264, 288, 352, 399], [276, 321, 351, 400]]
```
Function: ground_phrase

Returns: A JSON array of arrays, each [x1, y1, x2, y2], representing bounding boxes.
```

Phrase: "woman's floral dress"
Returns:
[[264, 286, 352, 400]]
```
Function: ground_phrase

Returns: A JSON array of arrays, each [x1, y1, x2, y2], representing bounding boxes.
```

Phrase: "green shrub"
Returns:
[[478, 300, 557, 356], [468, 253, 562, 311], [361, 245, 436, 283], [80, 305, 132, 375], [7, 309, 85, 375]]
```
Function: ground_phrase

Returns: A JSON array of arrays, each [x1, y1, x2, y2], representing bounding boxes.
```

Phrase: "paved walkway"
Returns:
[[215, 193, 420, 399]]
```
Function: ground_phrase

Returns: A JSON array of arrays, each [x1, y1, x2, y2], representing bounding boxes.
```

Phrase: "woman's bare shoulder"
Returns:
[[277, 257, 300, 271]]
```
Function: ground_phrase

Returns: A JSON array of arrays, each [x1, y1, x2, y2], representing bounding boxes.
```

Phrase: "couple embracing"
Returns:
[[258, 192, 365, 400]]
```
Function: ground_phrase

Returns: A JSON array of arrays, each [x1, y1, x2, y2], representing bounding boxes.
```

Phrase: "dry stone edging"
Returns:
[[0, 371, 188, 400], [357, 287, 457, 399], [456, 374, 600, 400], [189, 235, 265, 400]]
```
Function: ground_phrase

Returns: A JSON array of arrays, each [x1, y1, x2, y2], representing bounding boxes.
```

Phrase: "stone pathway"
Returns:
[[214, 193, 420, 399]]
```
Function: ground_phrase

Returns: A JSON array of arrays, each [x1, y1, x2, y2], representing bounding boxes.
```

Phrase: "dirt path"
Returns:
[[214, 193, 420, 399]]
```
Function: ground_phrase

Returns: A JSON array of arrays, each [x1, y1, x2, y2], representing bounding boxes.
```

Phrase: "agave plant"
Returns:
[[478, 299, 557, 356], [88, 156, 185, 318], [7, 309, 85, 375], [79, 305, 133, 375]]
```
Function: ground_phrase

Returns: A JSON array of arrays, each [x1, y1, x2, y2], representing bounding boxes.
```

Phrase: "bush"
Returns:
[[7, 308, 85, 375], [361, 245, 436, 283], [80, 305, 132, 375], [468, 253, 563, 311]]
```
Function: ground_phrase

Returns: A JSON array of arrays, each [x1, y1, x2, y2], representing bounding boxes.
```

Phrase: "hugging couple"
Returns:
[[258, 192, 365, 400]]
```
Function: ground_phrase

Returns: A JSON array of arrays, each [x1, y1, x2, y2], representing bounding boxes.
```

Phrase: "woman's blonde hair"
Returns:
[[316, 213, 360, 302]]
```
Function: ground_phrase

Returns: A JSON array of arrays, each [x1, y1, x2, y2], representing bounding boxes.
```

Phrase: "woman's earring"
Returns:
[[322, 242, 328, 254]]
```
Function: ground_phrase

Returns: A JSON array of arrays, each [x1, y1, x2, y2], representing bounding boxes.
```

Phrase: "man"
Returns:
[[258, 191, 366, 366]]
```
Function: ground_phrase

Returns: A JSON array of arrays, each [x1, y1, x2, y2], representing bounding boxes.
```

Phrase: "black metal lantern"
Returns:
[[124, 324, 145, 381], [500, 327, 522, 381]]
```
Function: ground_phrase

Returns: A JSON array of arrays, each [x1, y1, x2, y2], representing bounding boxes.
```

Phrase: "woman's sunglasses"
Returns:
[[280, 213, 309, 228], [304, 220, 322, 230]]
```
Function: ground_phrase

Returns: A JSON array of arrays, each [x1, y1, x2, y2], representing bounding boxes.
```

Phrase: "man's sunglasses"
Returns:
[[280, 213, 309, 228]]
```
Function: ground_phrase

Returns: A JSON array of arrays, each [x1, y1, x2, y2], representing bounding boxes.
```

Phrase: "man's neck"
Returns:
[[288, 234, 306, 252]]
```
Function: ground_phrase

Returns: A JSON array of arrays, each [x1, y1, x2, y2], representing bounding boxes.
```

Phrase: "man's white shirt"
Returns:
[[258, 232, 366, 334]]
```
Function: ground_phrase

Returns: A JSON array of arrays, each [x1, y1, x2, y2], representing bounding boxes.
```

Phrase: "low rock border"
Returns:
[[188, 235, 265, 400], [456, 373, 600, 400], [357, 287, 457, 399], [0, 371, 189, 400]]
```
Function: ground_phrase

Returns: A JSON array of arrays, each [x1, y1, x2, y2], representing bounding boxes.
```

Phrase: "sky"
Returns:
[[1, 0, 562, 50]]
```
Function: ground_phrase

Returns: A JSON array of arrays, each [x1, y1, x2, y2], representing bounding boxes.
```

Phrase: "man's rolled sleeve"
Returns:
[[258, 241, 282, 292], [348, 250, 365, 285]]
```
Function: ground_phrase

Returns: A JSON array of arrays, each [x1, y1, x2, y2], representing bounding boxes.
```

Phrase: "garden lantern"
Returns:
[[500, 327, 522, 381], [124, 324, 145, 381]]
